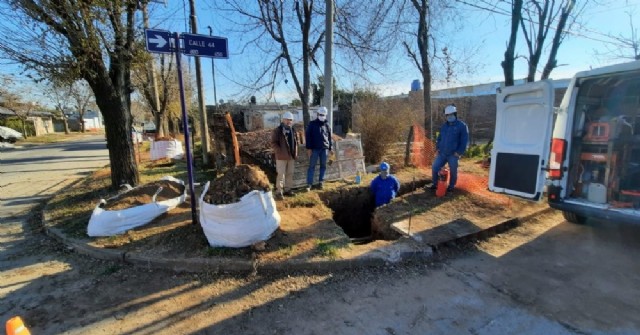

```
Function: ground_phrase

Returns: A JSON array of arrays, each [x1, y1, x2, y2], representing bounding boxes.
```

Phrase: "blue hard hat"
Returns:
[[380, 162, 390, 171]]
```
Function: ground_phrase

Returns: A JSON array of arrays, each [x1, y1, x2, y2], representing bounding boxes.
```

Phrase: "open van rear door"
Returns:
[[489, 80, 555, 201]]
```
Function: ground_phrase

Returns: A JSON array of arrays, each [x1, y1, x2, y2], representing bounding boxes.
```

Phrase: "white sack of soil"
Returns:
[[199, 181, 280, 248], [87, 176, 187, 237], [150, 139, 184, 160]]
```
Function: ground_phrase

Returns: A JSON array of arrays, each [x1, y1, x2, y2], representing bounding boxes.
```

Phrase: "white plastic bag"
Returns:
[[150, 139, 184, 160], [87, 176, 187, 237], [199, 181, 280, 248]]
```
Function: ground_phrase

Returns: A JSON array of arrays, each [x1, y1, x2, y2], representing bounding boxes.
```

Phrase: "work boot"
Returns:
[[275, 191, 284, 200], [317, 182, 324, 190], [305, 185, 312, 192]]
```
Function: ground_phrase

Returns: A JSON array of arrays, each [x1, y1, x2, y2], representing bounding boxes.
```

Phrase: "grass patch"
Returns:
[[465, 142, 493, 159], [287, 192, 320, 208], [315, 238, 348, 259], [19, 132, 103, 144], [278, 245, 295, 257]]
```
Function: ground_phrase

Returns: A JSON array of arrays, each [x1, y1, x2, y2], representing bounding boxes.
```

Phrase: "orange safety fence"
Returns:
[[410, 123, 511, 207]]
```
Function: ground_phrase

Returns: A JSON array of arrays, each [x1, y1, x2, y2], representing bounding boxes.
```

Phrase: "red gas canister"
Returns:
[[436, 168, 449, 197]]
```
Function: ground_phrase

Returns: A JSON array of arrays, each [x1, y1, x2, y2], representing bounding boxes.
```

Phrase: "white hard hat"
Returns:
[[317, 107, 327, 115], [444, 104, 457, 115], [282, 111, 294, 120]]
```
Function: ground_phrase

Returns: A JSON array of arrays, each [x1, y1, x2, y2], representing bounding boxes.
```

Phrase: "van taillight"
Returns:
[[549, 138, 566, 179]]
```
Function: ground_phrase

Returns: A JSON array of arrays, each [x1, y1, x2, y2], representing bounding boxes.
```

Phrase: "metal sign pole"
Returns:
[[173, 32, 198, 224]]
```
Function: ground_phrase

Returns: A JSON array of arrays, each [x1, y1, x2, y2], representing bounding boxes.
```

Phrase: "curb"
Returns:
[[41, 202, 553, 274], [430, 207, 556, 249]]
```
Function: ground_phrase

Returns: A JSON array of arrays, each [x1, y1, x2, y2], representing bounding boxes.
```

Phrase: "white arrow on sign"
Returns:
[[149, 35, 167, 48]]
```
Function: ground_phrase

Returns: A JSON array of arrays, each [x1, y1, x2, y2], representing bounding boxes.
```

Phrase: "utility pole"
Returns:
[[324, 0, 334, 129], [207, 26, 218, 107], [141, 1, 163, 138], [189, 0, 211, 167]]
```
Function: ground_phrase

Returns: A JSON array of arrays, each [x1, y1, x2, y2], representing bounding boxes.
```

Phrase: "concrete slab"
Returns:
[[392, 203, 549, 247]]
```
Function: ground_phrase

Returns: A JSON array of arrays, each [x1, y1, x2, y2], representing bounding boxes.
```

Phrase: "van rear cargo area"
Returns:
[[566, 70, 640, 209]]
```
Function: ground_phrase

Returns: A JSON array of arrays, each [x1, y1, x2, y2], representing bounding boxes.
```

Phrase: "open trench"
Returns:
[[319, 178, 429, 243]]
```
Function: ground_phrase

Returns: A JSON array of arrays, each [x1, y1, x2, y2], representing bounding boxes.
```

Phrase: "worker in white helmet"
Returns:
[[305, 107, 332, 191], [271, 111, 299, 199], [428, 104, 469, 193]]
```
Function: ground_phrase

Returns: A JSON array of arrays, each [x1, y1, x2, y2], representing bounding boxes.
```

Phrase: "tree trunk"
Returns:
[[541, 1, 573, 80], [79, 117, 85, 133], [155, 111, 168, 139], [21, 119, 27, 138], [299, 1, 312, 127], [415, 0, 433, 139], [63, 118, 70, 134], [90, 78, 139, 188], [502, 0, 523, 86]]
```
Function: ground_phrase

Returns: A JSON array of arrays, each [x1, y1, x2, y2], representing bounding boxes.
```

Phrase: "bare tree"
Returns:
[[0, 0, 140, 188], [596, 10, 640, 61], [500, 0, 585, 84], [217, 0, 398, 127], [132, 54, 177, 138], [69, 80, 95, 133], [44, 81, 72, 134], [408, 0, 433, 135], [400, 0, 478, 138], [0, 77, 34, 137], [502, 0, 523, 86]]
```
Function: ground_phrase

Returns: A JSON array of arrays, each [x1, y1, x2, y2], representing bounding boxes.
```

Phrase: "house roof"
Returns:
[[28, 110, 54, 117], [0, 106, 15, 116]]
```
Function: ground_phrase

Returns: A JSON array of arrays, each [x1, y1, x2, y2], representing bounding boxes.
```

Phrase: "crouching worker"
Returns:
[[370, 162, 400, 207]]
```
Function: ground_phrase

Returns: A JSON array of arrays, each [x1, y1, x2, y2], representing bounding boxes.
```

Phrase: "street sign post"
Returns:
[[143, 28, 229, 224], [182, 33, 229, 59], [144, 29, 172, 54]]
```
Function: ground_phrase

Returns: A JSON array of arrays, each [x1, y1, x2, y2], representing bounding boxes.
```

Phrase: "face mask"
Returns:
[[446, 115, 456, 122], [318, 115, 326, 122]]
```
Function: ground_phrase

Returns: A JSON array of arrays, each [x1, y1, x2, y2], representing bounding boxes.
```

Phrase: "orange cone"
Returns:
[[5, 316, 31, 335]]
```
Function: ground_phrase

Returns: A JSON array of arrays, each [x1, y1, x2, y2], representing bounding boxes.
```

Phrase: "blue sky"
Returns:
[[2, 0, 639, 108], [154, 0, 639, 105]]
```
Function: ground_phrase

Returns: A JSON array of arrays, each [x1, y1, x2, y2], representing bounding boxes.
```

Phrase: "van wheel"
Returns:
[[562, 211, 587, 224]]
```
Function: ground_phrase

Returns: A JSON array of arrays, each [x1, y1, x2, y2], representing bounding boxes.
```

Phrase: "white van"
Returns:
[[489, 61, 640, 224]]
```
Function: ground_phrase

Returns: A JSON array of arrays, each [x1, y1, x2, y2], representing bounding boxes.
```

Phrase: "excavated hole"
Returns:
[[319, 187, 376, 244], [319, 178, 429, 244]]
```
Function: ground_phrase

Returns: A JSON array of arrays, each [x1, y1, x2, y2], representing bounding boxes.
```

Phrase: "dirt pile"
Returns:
[[102, 180, 185, 210], [203, 164, 271, 205], [236, 129, 274, 155]]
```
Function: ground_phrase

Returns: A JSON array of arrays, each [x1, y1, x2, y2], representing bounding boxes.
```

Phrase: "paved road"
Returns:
[[0, 136, 109, 222], [1, 139, 640, 334]]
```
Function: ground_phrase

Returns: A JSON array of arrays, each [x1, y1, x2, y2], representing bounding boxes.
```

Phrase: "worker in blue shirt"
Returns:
[[428, 104, 469, 193], [370, 162, 401, 207]]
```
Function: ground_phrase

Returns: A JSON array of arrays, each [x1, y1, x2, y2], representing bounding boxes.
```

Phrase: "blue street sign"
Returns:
[[182, 33, 228, 59], [144, 29, 172, 54]]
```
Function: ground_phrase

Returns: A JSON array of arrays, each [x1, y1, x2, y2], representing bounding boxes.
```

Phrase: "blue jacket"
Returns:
[[305, 119, 332, 150], [436, 120, 469, 156], [370, 175, 400, 207]]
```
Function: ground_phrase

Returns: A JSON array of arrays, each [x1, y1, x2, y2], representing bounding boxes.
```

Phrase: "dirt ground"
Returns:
[[4, 136, 640, 334], [44, 155, 530, 265]]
